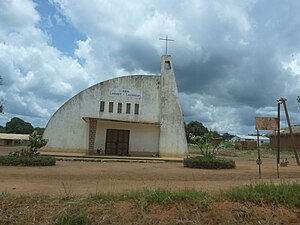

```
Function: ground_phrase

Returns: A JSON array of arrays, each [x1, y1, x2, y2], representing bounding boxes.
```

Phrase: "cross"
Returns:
[[159, 35, 174, 55]]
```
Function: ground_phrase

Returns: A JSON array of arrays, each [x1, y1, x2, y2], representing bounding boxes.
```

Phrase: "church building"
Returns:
[[43, 55, 188, 157]]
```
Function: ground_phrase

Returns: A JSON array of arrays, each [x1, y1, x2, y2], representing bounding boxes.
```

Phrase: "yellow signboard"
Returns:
[[255, 117, 278, 130]]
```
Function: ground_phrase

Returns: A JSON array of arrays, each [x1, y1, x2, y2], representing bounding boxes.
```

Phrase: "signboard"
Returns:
[[255, 117, 278, 130], [109, 88, 141, 98]]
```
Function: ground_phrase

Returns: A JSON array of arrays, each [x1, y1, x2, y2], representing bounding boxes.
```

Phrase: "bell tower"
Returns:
[[159, 55, 188, 157]]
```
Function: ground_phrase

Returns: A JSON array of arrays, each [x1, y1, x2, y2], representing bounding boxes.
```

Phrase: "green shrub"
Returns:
[[184, 156, 236, 169], [0, 155, 56, 166], [53, 207, 88, 225], [9, 131, 48, 157], [218, 140, 234, 149], [260, 142, 269, 149]]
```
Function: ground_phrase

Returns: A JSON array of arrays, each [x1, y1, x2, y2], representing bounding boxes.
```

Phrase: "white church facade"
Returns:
[[43, 55, 188, 157]]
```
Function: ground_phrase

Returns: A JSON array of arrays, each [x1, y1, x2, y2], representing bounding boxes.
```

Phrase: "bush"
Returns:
[[0, 155, 56, 166], [184, 156, 236, 169], [9, 131, 48, 157]]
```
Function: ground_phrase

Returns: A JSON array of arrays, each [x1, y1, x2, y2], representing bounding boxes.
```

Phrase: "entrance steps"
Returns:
[[41, 152, 183, 163]]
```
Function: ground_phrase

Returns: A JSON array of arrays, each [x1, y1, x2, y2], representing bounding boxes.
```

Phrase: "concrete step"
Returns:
[[41, 152, 183, 163]]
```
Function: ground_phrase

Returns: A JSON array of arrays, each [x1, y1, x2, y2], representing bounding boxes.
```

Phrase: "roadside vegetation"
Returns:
[[184, 156, 236, 169], [0, 155, 56, 166], [185, 132, 236, 169], [0, 183, 299, 225], [0, 131, 56, 166]]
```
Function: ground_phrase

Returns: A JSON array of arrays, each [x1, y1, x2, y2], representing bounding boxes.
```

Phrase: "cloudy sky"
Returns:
[[1, 0, 300, 135]]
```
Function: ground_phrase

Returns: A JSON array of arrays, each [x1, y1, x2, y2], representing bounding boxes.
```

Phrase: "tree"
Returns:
[[211, 130, 220, 138], [34, 127, 45, 135], [27, 131, 48, 155], [185, 121, 209, 136], [9, 131, 48, 157], [5, 117, 34, 134], [185, 121, 209, 143], [189, 132, 215, 158], [0, 125, 6, 133], [222, 132, 234, 140]]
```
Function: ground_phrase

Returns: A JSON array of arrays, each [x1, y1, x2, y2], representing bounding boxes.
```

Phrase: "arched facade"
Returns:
[[43, 55, 188, 157]]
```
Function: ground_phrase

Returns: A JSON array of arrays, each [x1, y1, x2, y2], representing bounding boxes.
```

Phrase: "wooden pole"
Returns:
[[277, 101, 280, 165], [277, 101, 280, 178], [282, 100, 300, 165], [256, 129, 262, 179]]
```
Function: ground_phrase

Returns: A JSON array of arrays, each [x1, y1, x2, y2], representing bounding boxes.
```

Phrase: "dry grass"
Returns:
[[1, 184, 300, 225]]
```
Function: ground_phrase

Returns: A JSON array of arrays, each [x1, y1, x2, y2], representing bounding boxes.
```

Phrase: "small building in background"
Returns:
[[0, 133, 29, 146], [231, 135, 269, 150], [266, 125, 300, 151]]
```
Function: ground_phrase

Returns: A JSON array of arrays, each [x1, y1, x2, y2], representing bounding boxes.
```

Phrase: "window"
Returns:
[[134, 104, 139, 115], [117, 102, 122, 113], [109, 102, 113, 113], [164, 60, 171, 70], [126, 103, 131, 114], [100, 101, 105, 112]]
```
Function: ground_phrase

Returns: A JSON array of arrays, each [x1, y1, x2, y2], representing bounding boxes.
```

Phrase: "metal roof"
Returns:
[[0, 133, 29, 140], [232, 135, 269, 141]]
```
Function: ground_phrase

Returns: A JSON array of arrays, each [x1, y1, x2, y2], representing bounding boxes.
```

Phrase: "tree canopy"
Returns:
[[222, 132, 235, 140], [1, 117, 45, 134], [185, 121, 221, 143], [5, 117, 34, 134], [185, 121, 209, 137]]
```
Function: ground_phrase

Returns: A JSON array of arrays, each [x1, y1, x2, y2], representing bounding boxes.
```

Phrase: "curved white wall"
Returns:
[[43, 75, 160, 153]]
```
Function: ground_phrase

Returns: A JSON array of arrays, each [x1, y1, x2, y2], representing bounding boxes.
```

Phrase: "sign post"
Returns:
[[255, 117, 278, 179]]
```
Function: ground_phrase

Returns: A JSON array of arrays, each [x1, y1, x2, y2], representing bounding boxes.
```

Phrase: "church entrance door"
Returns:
[[105, 129, 130, 156]]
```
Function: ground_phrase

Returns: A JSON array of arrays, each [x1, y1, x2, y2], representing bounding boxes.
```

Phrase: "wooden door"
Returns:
[[105, 129, 130, 155]]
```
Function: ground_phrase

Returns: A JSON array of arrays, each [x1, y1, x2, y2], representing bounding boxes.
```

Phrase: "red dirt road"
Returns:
[[0, 157, 299, 195]]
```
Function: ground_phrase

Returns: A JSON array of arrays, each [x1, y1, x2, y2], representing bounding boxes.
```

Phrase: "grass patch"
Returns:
[[0, 155, 56, 166], [0, 192, 9, 200], [1, 184, 300, 224], [89, 188, 212, 205], [53, 206, 88, 225], [184, 156, 236, 169], [220, 182, 300, 208]]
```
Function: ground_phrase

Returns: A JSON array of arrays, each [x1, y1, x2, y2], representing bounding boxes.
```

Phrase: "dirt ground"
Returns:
[[1, 147, 299, 224], [0, 150, 299, 195]]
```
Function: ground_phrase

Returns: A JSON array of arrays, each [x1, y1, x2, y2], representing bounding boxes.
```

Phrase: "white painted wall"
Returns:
[[43, 75, 160, 153], [159, 55, 188, 157]]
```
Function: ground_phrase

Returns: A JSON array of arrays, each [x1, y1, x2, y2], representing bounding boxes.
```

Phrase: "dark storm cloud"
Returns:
[[171, 1, 300, 112], [91, 0, 300, 134], [116, 37, 160, 74]]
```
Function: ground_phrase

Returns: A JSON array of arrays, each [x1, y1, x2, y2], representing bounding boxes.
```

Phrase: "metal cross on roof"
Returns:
[[159, 35, 174, 55]]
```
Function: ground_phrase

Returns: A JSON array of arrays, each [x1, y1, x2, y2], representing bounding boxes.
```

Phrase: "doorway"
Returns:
[[105, 129, 130, 155]]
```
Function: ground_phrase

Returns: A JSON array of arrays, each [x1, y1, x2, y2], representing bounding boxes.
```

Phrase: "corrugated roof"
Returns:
[[232, 135, 269, 141], [0, 133, 29, 140]]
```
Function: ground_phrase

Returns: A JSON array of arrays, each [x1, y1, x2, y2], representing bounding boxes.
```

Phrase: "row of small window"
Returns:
[[100, 101, 139, 114]]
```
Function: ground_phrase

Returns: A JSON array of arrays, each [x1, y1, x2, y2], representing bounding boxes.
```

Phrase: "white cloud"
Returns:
[[0, 0, 40, 34], [0, 0, 90, 126]]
